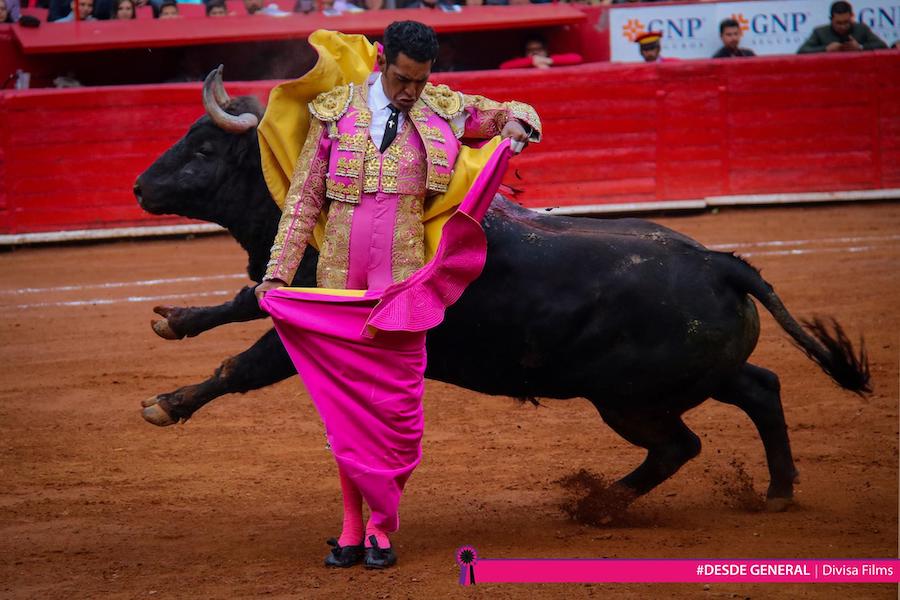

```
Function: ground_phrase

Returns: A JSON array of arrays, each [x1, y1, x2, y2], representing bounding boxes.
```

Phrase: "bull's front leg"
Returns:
[[151, 285, 265, 340], [141, 327, 295, 425]]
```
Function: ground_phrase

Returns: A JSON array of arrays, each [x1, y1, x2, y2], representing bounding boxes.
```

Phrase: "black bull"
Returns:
[[133, 75, 869, 512]]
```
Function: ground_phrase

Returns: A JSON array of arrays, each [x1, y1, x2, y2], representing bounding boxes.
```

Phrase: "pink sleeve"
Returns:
[[265, 119, 332, 284]]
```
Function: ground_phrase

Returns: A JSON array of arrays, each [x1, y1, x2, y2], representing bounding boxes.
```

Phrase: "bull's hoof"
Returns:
[[765, 497, 793, 513], [142, 402, 177, 427], [141, 396, 158, 408], [151, 318, 183, 340]]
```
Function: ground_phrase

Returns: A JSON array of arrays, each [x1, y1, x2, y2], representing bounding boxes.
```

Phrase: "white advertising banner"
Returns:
[[609, 3, 717, 62], [855, 0, 900, 47], [609, 0, 898, 63]]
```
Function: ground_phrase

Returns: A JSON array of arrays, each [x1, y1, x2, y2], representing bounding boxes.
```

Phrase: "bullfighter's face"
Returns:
[[377, 51, 431, 114]]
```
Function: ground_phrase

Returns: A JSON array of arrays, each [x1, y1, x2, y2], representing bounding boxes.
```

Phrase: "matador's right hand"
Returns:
[[255, 279, 286, 308]]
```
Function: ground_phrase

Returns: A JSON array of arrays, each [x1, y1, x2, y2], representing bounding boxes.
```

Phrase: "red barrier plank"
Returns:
[[1, 52, 898, 236]]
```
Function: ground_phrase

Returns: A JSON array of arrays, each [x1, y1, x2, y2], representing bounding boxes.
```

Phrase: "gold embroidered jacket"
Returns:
[[264, 80, 541, 288]]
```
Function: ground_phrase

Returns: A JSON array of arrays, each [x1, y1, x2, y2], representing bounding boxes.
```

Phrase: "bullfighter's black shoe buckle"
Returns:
[[324, 537, 364, 568], [364, 535, 397, 569]]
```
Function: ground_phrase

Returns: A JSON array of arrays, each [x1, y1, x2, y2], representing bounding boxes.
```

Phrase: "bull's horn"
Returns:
[[211, 64, 231, 106], [202, 66, 259, 133]]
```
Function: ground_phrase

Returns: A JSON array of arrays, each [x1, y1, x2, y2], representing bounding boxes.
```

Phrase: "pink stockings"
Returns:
[[337, 465, 391, 549]]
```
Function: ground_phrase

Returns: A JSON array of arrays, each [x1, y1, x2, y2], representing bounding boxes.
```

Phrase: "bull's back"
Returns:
[[427, 198, 760, 401]]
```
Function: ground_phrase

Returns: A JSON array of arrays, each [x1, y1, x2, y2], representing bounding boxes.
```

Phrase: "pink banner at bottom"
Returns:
[[454, 550, 900, 585]]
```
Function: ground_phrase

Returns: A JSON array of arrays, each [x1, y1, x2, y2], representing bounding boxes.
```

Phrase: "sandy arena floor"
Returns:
[[1, 202, 897, 599]]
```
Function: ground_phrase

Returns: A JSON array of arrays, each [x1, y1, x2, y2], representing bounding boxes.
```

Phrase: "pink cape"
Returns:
[[259, 140, 513, 532]]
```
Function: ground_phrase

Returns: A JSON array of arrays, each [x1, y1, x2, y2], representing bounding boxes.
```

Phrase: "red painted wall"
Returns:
[[1, 51, 898, 234]]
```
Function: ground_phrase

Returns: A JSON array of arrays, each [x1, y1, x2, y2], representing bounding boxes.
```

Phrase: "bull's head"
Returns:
[[134, 66, 264, 223]]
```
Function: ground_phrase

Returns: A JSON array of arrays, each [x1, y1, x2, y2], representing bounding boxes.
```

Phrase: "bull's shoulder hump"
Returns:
[[420, 82, 464, 120], [308, 83, 354, 122]]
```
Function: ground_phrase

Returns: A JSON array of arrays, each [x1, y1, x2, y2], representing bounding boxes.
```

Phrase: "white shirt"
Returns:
[[368, 74, 404, 150]]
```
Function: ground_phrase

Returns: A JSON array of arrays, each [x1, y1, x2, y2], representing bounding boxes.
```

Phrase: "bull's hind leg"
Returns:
[[712, 363, 797, 511], [141, 328, 296, 426], [593, 404, 702, 498]]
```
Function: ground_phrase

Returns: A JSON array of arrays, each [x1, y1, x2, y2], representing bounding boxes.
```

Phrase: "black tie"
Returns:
[[380, 104, 400, 153]]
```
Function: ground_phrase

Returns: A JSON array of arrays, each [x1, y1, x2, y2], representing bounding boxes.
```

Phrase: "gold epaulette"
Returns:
[[308, 83, 354, 122], [420, 83, 464, 120]]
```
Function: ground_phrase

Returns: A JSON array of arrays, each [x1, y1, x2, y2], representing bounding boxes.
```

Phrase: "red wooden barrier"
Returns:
[[0, 51, 898, 237]]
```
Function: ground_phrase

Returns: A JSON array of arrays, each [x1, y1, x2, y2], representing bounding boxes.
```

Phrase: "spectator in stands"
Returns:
[[113, 0, 136, 18], [635, 31, 672, 63], [0, 0, 20, 22], [206, 0, 226, 15], [157, 0, 177, 17], [398, 0, 456, 8], [798, 1, 887, 53], [243, 0, 290, 15], [53, 0, 94, 20], [499, 34, 583, 69], [713, 18, 755, 58], [0, 0, 13, 22]]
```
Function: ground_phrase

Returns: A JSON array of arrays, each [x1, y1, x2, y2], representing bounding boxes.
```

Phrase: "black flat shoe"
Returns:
[[324, 537, 364, 568], [364, 535, 397, 569]]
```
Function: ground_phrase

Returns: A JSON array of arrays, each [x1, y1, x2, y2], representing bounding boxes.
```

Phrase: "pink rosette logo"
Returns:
[[456, 545, 478, 585]]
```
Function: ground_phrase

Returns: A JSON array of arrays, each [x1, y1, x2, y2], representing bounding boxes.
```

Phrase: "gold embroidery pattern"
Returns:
[[418, 123, 446, 143], [421, 83, 464, 120], [409, 106, 429, 123], [507, 100, 543, 142], [363, 141, 380, 193], [338, 133, 367, 152], [430, 146, 449, 167], [427, 170, 452, 193], [308, 83, 354, 122], [391, 194, 425, 284], [266, 119, 328, 282], [464, 94, 504, 112], [326, 180, 361, 204], [335, 156, 362, 178], [380, 141, 402, 194], [354, 108, 372, 128], [317, 200, 355, 289]]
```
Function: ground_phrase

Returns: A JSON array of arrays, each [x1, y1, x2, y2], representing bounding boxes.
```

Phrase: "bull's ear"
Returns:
[[203, 66, 259, 133]]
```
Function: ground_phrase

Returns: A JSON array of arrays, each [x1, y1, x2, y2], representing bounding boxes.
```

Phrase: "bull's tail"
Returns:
[[718, 252, 871, 395]]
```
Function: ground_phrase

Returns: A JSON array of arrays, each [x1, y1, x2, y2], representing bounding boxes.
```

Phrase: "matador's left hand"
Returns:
[[501, 121, 529, 146]]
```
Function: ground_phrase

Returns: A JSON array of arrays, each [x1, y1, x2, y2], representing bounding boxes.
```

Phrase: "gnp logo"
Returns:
[[646, 16, 704, 39], [747, 10, 809, 35], [858, 5, 899, 29], [621, 18, 646, 42], [729, 13, 750, 33]]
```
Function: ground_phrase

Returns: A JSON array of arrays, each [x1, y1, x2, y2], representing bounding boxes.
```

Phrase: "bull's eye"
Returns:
[[194, 151, 208, 160]]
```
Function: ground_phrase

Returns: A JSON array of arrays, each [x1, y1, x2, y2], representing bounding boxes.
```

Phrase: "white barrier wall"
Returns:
[[609, 0, 900, 62]]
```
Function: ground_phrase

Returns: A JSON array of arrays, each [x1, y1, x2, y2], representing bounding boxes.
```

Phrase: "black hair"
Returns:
[[383, 21, 439, 65], [154, 0, 176, 16], [112, 0, 136, 19], [830, 1, 852, 16], [719, 18, 740, 35], [205, 0, 225, 14]]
